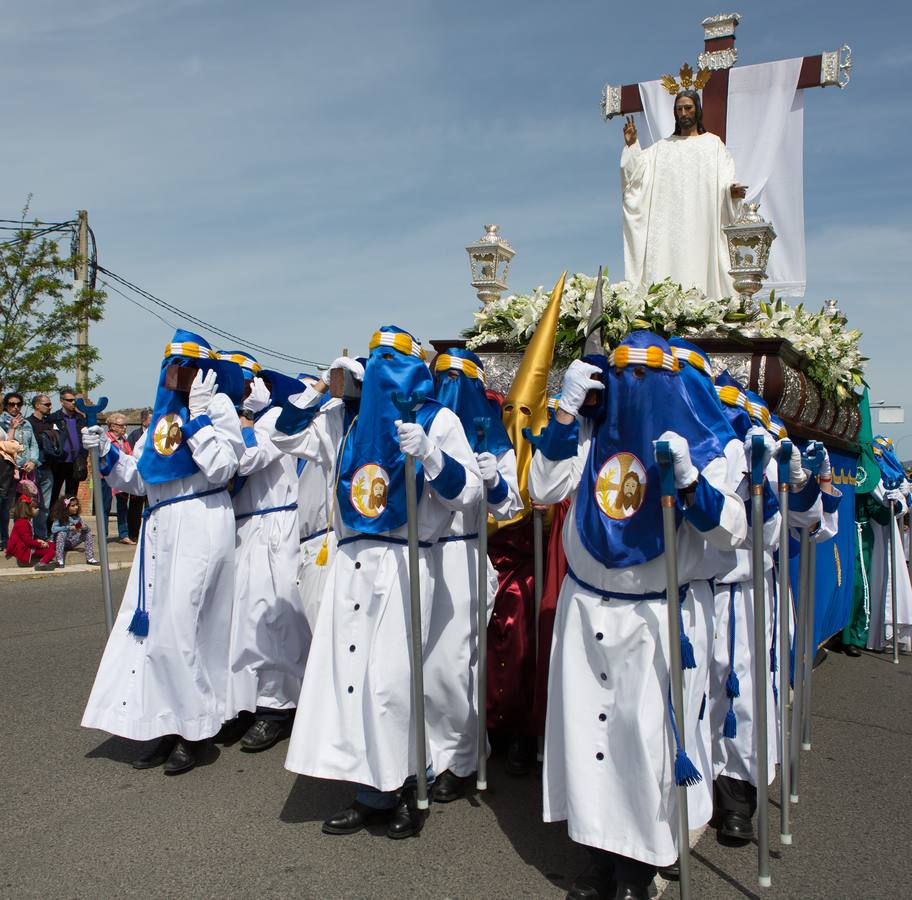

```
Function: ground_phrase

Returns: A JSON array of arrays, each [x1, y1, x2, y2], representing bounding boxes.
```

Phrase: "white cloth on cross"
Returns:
[[633, 57, 806, 296]]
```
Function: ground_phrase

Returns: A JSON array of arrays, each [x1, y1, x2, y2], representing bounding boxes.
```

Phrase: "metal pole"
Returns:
[[789, 527, 810, 803], [801, 539, 816, 751], [393, 392, 429, 809], [475, 418, 490, 791], [75, 397, 114, 635], [656, 442, 692, 900], [74, 210, 90, 396], [749, 435, 771, 887], [777, 441, 793, 845], [906, 510, 912, 587], [890, 498, 900, 665]]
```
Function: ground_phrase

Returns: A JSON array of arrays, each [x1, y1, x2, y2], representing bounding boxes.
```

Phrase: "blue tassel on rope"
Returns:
[[674, 747, 703, 787], [128, 608, 149, 637], [698, 693, 706, 721], [723, 703, 738, 739], [725, 668, 740, 699], [678, 607, 696, 670]]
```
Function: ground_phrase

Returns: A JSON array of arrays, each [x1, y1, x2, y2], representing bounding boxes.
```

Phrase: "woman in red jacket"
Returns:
[[5, 495, 57, 570]]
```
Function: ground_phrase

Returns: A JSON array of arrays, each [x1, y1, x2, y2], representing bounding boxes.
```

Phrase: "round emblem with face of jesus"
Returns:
[[152, 413, 184, 457], [595, 452, 647, 520], [350, 463, 390, 518]]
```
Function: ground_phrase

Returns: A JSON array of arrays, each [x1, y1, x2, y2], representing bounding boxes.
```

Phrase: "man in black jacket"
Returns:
[[47, 388, 88, 505], [27, 394, 64, 539]]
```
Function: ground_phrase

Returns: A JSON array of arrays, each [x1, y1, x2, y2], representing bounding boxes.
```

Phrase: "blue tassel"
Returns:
[[674, 748, 703, 787], [698, 693, 707, 721], [128, 608, 149, 638], [680, 630, 696, 670], [723, 704, 738, 739], [725, 668, 740, 699]]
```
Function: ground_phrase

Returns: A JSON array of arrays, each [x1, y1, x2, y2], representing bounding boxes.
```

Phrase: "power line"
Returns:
[[98, 265, 328, 369]]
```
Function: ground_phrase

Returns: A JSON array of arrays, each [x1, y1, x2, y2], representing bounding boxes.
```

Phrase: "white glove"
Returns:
[[817, 446, 832, 482], [188, 369, 218, 418], [476, 451, 499, 487], [395, 420, 435, 461], [81, 425, 111, 457], [656, 430, 698, 489], [783, 443, 808, 490], [320, 356, 365, 386], [901, 481, 910, 497], [557, 359, 604, 417], [886, 488, 904, 503], [243, 377, 271, 414], [743, 426, 774, 473]]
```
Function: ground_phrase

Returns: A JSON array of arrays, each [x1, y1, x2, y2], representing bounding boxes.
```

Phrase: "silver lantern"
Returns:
[[723, 203, 777, 314], [466, 224, 515, 306]]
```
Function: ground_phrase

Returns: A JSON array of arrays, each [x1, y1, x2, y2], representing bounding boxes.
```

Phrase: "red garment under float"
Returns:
[[486, 498, 570, 737]]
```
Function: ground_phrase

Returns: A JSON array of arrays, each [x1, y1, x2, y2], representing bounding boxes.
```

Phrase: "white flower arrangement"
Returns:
[[462, 274, 866, 402]]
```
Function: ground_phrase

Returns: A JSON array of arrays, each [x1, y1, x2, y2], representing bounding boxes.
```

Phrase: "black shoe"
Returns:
[[163, 738, 198, 775], [657, 859, 680, 880], [34, 561, 57, 571], [386, 786, 429, 839], [432, 769, 465, 804], [132, 735, 178, 770], [844, 644, 862, 657], [615, 885, 649, 900], [567, 850, 615, 899], [240, 717, 289, 752], [322, 800, 393, 835], [505, 735, 535, 777], [719, 810, 754, 843]]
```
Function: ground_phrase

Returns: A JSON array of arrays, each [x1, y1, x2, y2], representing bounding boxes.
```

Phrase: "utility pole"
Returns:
[[74, 209, 89, 397]]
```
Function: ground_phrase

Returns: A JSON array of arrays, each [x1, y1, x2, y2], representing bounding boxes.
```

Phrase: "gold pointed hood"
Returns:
[[495, 272, 565, 529]]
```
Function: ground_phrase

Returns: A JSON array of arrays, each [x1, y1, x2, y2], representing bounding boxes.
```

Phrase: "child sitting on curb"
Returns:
[[6, 495, 57, 570], [51, 496, 100, 568]]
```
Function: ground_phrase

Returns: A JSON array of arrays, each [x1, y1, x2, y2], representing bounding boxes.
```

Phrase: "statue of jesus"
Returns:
[[620, 89, 747, 300]]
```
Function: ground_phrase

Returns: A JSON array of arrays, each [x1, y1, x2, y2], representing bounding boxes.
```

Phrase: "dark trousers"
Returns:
[[715, 774, 757, 818], [127, 494, 146, 542], [51, 462, 79, 506]]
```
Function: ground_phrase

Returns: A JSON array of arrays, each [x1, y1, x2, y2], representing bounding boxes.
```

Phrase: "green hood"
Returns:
[[854, 389, 881, 495]]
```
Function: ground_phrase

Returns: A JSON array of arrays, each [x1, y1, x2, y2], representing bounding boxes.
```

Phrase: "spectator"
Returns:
[[0, 419, 23, 552], [48, 388, 88, 505], [51, 495, 99, 568], [5, 494, 57, 570], [27, 394, 64, 539], [126, 407, 152, 542], [0, 392, 39, 550], [100, 412, 134, 544]]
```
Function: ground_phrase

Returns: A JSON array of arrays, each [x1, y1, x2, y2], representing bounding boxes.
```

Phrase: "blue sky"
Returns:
[[3, 1, 911, 452]]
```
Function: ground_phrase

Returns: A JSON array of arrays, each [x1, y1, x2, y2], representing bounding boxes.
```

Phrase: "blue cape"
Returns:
[[337, 326, 441, 534], [575, 331, 725, 568], [434, 348, 512, 456], [714, 370, 755, 440], [138, 329, 244, 485], [874, 435, 906, 485]]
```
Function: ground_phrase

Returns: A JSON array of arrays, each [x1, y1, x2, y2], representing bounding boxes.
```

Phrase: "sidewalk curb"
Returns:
[[0, 560, 133, 583]]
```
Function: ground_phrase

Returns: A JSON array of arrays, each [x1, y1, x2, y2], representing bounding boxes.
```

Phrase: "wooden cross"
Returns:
[[601, 13, 852, 142]]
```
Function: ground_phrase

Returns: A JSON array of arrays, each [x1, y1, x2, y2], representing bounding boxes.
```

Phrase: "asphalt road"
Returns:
[[2, 572, 910, 899]]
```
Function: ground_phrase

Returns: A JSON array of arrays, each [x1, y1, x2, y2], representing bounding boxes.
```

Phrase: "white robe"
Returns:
[[530, 418, 745, 866], [867, 487, 912, 651], [622, 133, 739, 299], [283, 402, 483, 791], [81, 394, 241, 742], [226, 406, 309, 716], [426, 449, 522, 778]]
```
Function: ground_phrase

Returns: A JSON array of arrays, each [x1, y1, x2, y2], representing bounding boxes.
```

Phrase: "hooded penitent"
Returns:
[[873, 433, 906, 485], [433, 348, 512, 456], [499, 273, 566, 528], [138, 330, 243, 485], [575, 330, 724, 569], [854, 389, 881, 495], [336, 326, 440, 534], [714, 370, 758, 441]]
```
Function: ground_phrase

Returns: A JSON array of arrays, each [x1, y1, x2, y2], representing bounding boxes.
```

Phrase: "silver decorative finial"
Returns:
[[466, 225, 516, 307]]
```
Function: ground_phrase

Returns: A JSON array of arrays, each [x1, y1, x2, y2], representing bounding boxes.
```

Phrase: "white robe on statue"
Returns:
[[283, 400, 482, 792], [226, 406, 309, 716], [426, 449, 521, 779], [621, 133, 739, 300], [530, 419, 745, 867], [81, 394, 241, 742]]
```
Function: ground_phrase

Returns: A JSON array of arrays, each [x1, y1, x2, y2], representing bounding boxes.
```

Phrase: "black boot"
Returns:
[[505, 735, 536, 777], [163, 738, 200, 775], [132, 735, 178, 770], [566, 848, 615, 900], [432, 769, 465, 804], [386, 786, 429, 839], [719, 810, 754, 843], [614, 885, 649, 900], [240, 717, 289, 752], [322, 800, 393, 835], [656, 859, 680, 880]]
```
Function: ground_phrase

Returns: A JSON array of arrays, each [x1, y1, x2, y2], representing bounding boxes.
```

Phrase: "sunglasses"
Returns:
[[61, 397, 76, 402], [6, 401, 22, 407]]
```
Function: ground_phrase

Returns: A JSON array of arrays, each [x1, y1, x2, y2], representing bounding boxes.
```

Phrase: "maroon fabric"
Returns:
[[532, 497, 570, 736], [486, 518, 538, 735], [6, 517, 55, 565]]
